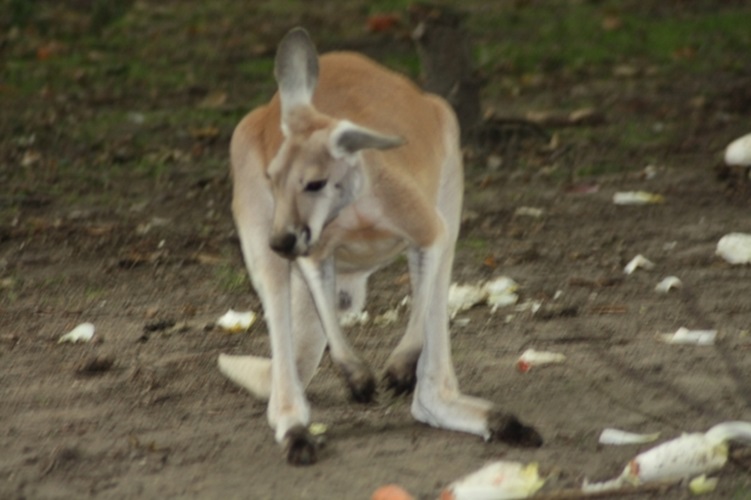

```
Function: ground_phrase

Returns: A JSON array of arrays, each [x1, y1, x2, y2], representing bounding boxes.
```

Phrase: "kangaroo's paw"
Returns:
[[283, 425, 319, 466], [487, 408, 543, 447], [383, 351, 419, 396], [217, 353, 271, 400], [338, 362, 376, 403]]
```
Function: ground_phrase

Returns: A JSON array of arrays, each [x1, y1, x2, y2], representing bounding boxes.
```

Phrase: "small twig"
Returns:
[[532, 481, 676, 499]]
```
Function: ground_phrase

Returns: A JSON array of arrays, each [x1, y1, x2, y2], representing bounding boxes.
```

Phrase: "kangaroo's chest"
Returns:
[[320, 201, 408, 272]]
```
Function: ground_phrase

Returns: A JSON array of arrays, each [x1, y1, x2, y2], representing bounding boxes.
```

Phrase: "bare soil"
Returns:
[[2, 3, 751, 499]]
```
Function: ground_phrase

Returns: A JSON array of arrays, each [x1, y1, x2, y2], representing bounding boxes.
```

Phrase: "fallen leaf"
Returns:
[[367, 14, 401, 33], [198, 91, 227, 109]]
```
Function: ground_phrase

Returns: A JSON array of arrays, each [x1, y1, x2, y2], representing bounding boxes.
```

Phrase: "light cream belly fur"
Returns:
[[333, 230, 407, 273]]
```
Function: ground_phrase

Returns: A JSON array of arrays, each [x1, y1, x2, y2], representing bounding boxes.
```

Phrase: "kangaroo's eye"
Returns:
[[304, 179, 327, 192]]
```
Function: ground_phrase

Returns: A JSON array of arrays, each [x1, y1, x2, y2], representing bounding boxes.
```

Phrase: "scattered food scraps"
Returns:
[[441, 461, 545, 500], [658, 327, 717, 346], [613, 191, 664, 205], [724, 132, 751, 167], [372, 484, 415, 500], [599, 428, 660, 445], [216, 309, 257, 333], [689, 474, 718, 495], [516, 349, 566, 373], [716, 233, 751, 265], [483, 276, 519, 312], [58, 322, 95, 344], [339, 310, 370, 327], [217, 354, 271, 400], [308, 422, 328, 436], [448, 277, 520, 318], [514, 206, 544, 218], [448, 283, 488, 318], [583, 421, 751, 493], [373, 308, 399, 326], [655, 276, 682, 293], [624, 254, 655, 274]]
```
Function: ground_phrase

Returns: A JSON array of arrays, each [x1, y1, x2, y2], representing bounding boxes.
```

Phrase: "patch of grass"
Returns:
[[216, 262, 250, 294], [471, 2, 751, 77], [575, 162, 627, 178], [366, 0, 411, 14], [380, 52, 421, 80], [731, 481, 751, 500], [458, 237, 489, 252], [615, 121, 674, 151]]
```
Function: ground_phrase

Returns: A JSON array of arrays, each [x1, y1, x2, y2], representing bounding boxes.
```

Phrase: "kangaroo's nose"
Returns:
[[270, 232, 297, 257]]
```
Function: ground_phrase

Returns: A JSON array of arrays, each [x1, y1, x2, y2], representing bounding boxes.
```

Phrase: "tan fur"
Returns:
[[219, 28, 539, 466]]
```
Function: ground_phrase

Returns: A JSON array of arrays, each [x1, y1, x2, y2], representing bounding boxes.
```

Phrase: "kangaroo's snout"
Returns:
[[270, 226, 311, 258]]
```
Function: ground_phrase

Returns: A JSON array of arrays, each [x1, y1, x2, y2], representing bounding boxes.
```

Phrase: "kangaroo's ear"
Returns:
[[329, 121, 405, 159], [274, 28, 319, 119]]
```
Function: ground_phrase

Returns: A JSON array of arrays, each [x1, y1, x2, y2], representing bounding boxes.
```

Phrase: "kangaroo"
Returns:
[[219, 27, 542, 465]]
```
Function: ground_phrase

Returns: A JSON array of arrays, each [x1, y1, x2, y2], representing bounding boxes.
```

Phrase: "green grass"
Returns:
[[2, 0, 750, 208], [458, 237, 489, 252], [471, 2, 751, 76], [216, 261, 250, 293]]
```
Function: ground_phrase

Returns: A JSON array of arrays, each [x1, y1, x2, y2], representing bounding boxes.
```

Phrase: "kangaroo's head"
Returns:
[[266, 28, 404, 259]]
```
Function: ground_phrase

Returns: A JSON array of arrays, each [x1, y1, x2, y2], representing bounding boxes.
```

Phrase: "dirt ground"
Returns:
[[2, 2, 751, 499]]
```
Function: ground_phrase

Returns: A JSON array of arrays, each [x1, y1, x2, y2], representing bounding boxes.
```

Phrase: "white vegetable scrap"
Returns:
[[447, 283, 488, 319], [514, 300, 542, 314], [441, 461, 545, 500], [716, 233, 751, 265], [58, 322, 95, 344], [613, 191, 664, 205], [339, 310, 370, 327], [583, 421, 751, 493], [599, 428, 660, 445], [654, 276, 682, 293], [216, 309, 257, 333], [217, 353, 271, 400], [514, 206, 544, 218], [624, 254, 655, 274], [689, 475, 718, 495], [658, 327, 717, 346], [373, 308, 399, 326], [448, 277, 520, 319], [516, 348, 566, 373], [483, 276, 519, 312], [724, 132, 751, 167], [308, 422, 328, 436]]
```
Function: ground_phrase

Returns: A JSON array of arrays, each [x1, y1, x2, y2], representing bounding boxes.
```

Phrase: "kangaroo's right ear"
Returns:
[[274, 28, 319, 120]]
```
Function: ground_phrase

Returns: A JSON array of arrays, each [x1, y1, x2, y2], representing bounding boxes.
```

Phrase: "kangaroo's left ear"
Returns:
[[328, 121, 405, 159], [275, 27, 319, 119]]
